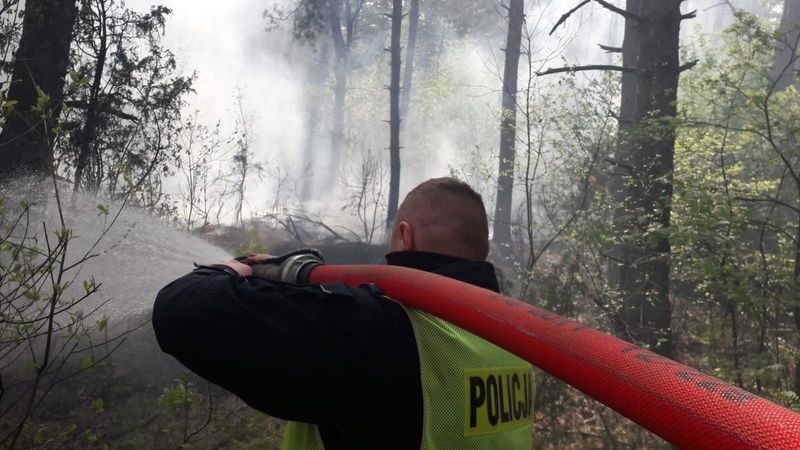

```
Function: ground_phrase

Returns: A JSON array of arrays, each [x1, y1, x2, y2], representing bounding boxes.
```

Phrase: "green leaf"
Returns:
[[83, 278, 96, 294], [55, 226, 72, 240], [59, 423, 77, 438], [85, 431, 98, 443], [34, 85, 50, 112], [90, 398, 104, 413]]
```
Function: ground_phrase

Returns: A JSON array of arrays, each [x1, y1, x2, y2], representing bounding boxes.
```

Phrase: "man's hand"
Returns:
[[242, 253, 274, 265], [238, 249, 324, 283], [219, 258, 255, 277], [215, 253, 277, 277], [210, 250, 322, 282]]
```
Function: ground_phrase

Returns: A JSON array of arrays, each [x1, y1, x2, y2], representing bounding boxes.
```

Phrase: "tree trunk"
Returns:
[[399, 0, 419, 127], [492, 0, 525, 255], [793, 210, 800, 397], [386, 0, 402, 229], [73, 0, 109, 192], [0, 0, 78, 181], [608, 0, 682, 357], [235, 154, 247, 229], [300, 98, 321, 200], [771, 0, 800, 91], [608, 0, 641, 341], [299, 39, 332, 201], [330, 59, 347, 184], [325, 0, 348, 190], [771, 0, 800, 397]]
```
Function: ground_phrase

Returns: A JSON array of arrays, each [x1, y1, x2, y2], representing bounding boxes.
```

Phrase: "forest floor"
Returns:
[[21, 363, 669, 449], [28, 371, 675, 449]]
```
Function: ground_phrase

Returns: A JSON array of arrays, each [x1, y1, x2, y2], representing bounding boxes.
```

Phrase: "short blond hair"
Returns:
[[395, 177, 489, 260]]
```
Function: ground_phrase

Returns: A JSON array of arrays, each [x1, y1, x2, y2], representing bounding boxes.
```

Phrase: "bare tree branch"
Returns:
[[63, 100, 139, 122], [594, 0, 642, 22], [605, 157, 634, 174], [721, 0, 737, 14], [262, 2, 303, 31], [599, 44, 622, 53], [735, 195, 800, 215], [679, 59, 699, 72], [537, 64, 634, 76], [550, 0, 590, 35], [549, 0, 643, 37]]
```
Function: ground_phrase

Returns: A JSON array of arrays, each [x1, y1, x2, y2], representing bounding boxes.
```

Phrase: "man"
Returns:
[[153, 177, 533, 449]]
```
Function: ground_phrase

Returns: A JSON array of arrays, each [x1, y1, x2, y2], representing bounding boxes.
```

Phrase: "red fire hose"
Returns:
[[309, 264, 800, 449]]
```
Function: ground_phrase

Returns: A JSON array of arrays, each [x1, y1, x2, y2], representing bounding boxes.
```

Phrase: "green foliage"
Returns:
[[57, 0, 195, 215], [670, 10, 800, 404], [32, 86, 50, 117], [39, 372, 284, 450], [494, 8, 800, 446], [0, 184, 121, 448], [159, 377, 200, 416], [235, 228, 268, 256]]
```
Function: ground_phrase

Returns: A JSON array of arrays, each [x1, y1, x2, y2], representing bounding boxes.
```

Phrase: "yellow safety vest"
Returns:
[[282, 309, 534, 449]]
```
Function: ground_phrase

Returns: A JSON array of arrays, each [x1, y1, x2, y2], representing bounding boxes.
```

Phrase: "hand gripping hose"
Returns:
[[309, 264, 800, 449]]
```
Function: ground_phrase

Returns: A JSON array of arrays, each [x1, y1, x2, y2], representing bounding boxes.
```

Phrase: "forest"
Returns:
[[1, 0, 800, 448]]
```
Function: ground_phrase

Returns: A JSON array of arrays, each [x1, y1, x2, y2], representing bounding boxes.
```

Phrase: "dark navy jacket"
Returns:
[[153, 251, 500, 449]]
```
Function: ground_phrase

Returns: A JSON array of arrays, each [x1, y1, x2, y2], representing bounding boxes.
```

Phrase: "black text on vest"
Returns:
[[464, 367, 534, 436]]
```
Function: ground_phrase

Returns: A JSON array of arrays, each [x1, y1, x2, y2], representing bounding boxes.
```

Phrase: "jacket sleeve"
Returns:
[[152, 266, 420, 424]]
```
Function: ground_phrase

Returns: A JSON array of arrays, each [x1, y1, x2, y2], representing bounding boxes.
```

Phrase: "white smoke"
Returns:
[[122, 0, 747, 230]]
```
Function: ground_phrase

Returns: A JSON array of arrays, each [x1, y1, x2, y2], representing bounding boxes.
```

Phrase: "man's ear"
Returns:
[[397, 221, 415, 251]]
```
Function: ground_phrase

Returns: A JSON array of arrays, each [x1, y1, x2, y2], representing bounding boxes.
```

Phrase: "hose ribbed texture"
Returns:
[[310, 264, 800, 449]]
